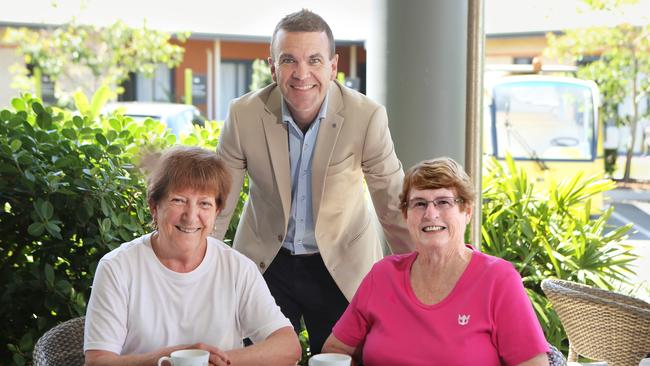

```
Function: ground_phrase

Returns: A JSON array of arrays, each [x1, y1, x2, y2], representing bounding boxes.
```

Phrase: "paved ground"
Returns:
[[604, 184, 650, 300], [606, 186, 650, 240]]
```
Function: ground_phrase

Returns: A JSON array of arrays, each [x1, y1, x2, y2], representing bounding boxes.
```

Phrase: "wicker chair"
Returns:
[[542, 279, 650, 366], [32, 316, 85, 366]]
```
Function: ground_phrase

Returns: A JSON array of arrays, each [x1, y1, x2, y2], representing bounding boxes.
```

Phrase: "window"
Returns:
[[135, 65, 174, 102], [513, 57, 534, 65], [576, 55, 600, 67], [219, 60, 252, 120]]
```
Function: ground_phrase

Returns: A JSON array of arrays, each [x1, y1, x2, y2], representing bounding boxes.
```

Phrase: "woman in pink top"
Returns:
[[322, 157, 550, 366]]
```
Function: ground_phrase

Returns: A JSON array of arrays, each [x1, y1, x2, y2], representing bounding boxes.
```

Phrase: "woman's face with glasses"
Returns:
[[405, 187, 472, 251]]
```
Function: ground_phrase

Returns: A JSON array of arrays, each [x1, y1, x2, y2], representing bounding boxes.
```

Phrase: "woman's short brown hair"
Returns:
[[399, 157, 475, 217], [147, 146, 231, 211]]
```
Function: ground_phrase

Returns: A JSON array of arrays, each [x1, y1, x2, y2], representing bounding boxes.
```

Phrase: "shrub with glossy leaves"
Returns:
[[481, 155, 635, 350], [0, 94, 230, 364]]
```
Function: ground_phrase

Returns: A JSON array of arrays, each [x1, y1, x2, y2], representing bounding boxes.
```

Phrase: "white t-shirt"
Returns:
[[84, 233, 291, 355]]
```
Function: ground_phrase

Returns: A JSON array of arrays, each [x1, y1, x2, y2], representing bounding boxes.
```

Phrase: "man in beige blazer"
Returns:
[[213, 9, 412, 354]]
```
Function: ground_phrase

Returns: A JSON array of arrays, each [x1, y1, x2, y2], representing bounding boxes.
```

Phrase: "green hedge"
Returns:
[[0, 95, 240, 364]]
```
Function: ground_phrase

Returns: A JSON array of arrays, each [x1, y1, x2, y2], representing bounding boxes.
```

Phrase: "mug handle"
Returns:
[[158, 356, 173, 366]]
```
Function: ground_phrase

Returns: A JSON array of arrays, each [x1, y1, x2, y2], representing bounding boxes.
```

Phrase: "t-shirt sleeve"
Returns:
[[237, 260, 292, 343], [83, 259, 128, 354], [492, 267, 549, 365], [332, 267, 374, 348]]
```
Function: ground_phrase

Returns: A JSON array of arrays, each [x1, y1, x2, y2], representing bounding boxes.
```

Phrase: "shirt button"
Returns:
[[259, 262, 266, 269], [277, 234, 283, 242]]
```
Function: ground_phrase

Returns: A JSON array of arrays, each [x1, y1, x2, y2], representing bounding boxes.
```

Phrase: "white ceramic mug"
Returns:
[[157, 349, 209, 366], [308, 353, 352, 366]]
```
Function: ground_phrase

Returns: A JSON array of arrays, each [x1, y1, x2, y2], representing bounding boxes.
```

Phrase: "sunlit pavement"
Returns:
[[606, 190, 650, 240], [604, 157, 650, 299], [604, 194, 650, 299], [611, 154, 650, 181]]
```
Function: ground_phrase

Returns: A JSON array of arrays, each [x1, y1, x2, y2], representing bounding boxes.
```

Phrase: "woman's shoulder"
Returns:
[[470, 248, 520, 279], [100, 233, 151, 263], [373, 252, 418, 274], [206, 237, 257, 269]]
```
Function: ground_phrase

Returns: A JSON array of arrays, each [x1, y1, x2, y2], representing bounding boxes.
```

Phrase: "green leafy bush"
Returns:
[[249, 59, 273, 92], [0, 94, 238, 364], [481, 155, 635, 350]]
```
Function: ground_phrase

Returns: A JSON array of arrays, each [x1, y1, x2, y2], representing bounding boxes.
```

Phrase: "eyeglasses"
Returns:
[[406, 197, 464, 212]]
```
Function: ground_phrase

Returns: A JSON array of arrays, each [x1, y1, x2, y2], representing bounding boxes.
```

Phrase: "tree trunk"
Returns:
[[623, 55, 639, 181]]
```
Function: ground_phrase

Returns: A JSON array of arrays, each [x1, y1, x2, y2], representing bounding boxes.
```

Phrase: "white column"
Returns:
[[368, 0, 469, 169], [213, 39, 221, 121], [206, 49, 213, 120], [350, 45, 358, 79]]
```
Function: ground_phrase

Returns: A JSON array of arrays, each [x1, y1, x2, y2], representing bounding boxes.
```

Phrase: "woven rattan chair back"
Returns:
[[542, 279, 650, 366], [33, 316, 85, 366]]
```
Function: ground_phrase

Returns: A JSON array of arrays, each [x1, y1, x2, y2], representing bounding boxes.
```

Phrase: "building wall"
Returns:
[[485, 35, 554, 64], [0, 45, 21, 108], [172, 39, 214, 115], [0, 26, 558, 114], [0, 28, 23, 108], [222, 41, 269, 59], [171, 38, 363, 118]]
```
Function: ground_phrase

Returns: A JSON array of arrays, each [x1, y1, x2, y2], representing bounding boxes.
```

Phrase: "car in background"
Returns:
[[102, 102, 205, 136]]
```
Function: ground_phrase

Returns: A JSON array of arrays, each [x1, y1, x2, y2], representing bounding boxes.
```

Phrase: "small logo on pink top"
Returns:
[[458, 314, 470, 325]]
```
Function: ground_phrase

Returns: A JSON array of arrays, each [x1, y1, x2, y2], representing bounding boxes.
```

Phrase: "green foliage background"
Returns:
[[0, 94, 243, 365], [481, 155, 634, 350], [249, 59, 273, 92], [2, 21, 187, 105]]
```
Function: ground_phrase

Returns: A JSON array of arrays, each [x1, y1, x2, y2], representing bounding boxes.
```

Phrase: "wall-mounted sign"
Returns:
[[41, 74, 56, 105], [192, 75, 207, 104]]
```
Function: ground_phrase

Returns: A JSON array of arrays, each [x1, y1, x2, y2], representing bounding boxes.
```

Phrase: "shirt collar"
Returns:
[[281, 92, 329, 127]]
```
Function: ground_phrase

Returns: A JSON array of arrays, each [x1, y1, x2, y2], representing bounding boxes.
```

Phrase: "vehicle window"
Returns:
[[492, 81, 595, 161], [165, 110, 194, 136]]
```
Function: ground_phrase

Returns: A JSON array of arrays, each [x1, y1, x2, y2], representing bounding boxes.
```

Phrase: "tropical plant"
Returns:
[[544, 0, 650, 181], [0, 93, 238, 365], [481, 155, 635, 349], [2, 20, 188, 106]]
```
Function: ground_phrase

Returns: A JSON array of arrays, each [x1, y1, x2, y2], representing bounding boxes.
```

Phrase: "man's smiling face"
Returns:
[[269, 30, 338, 127]]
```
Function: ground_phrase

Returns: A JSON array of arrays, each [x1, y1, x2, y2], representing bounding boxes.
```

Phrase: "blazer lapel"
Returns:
[[261, 88, 292, 224], [312, 82, 344, 223]]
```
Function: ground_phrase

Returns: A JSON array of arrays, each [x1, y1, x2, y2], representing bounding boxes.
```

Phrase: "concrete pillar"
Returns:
[[368, 0, 469, 170], [213, 39, 221, 120], [350, 45, 358, 79]]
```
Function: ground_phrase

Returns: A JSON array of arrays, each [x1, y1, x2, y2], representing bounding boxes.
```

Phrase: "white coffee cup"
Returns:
[[157, 349, 209, 366], [308, 353, 352, 366]]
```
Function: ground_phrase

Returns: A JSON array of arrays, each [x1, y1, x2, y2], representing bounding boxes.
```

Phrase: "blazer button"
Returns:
[[259, 262, 266, 269], [277, 234, 283, 242]]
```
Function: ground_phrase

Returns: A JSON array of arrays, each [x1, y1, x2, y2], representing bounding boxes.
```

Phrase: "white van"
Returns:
[[102, 102, 205, 136]]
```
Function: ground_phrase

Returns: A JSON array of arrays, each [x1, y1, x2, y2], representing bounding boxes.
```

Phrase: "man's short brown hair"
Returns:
[[271, 9, 335, 59]]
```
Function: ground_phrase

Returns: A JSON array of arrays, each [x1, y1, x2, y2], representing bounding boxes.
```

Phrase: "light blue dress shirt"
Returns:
[[281, 94, 329, 255]]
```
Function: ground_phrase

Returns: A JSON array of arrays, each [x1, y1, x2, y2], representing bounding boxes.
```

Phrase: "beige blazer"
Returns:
[[214, 81, 412, 300]]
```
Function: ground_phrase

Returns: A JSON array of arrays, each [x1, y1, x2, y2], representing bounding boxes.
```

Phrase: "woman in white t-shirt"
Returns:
[[84, 146, 301, 366]]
